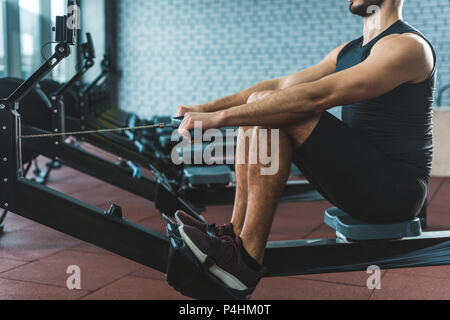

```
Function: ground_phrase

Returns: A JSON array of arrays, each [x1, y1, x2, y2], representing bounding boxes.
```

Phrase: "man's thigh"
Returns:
[[292, 112, 426, 223]]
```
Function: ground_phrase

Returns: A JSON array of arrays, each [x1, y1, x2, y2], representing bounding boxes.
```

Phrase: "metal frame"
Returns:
[[0, 12, 171, 274], [104, 0, 118, 109], [264, 232, 450, 277], [14, 176, 169, 273]]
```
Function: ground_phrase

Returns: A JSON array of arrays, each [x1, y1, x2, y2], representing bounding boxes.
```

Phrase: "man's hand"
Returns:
[[176, 91, 276, 141], [176, 105, 205, 117], [177, 111, 224, 143]]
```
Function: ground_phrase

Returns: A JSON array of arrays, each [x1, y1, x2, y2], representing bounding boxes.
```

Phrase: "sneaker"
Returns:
[[179, 225, 265, 297], [175, 211, 235, 238]]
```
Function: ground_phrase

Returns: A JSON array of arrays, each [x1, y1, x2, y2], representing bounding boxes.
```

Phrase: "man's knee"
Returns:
[[237, 113, 322, 149]]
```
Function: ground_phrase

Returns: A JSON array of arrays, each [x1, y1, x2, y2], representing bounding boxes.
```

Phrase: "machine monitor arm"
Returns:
[[6, 0, 80, 105]]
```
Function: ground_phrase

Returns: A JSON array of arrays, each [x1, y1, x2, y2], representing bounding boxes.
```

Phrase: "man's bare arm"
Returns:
[[216, 34, 434, 127], [178, 43, 347, 115], [277, 43, 348, 90]]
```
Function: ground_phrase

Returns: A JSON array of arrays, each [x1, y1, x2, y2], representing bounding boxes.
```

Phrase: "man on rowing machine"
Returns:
[[175, 0, 435, 296]]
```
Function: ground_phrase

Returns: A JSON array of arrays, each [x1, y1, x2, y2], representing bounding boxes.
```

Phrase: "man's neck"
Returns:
[[362, 8, 402, 46]]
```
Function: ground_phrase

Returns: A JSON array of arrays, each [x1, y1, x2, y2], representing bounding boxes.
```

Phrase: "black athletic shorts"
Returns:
[[292, 112, 428, 223]]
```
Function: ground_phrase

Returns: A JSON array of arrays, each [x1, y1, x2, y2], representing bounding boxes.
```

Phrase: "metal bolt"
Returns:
[[54, 129, 59, 133], [51, 96, 57, 101], [3, 157, 7, 162], [53, 109, 58, 113], [4, 203, 8, 208], [0, 104, 5, 110], [54, 141, 59, 145], [3, 178, 7, 183], [2, 126, 6, 130], [58, 47, 65, 53]]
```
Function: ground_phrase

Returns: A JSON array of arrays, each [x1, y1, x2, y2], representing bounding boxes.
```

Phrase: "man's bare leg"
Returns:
[[240, 114, 322, 264], [230, 126, 253, 236], [230, 91, 275, 236]]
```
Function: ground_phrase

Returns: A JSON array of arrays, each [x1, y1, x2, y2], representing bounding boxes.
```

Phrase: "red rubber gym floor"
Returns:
[[0, 152, 449, 300]]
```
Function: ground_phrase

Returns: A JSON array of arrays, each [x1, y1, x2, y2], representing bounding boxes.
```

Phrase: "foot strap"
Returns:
[[201, 232, 221, 270]]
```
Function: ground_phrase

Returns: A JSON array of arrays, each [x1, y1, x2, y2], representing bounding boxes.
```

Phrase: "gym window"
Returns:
[[1, 0, 78, 82], [19, 0, 41, 78], [0, 0, 5, 77], [50, 0, 77, 83]]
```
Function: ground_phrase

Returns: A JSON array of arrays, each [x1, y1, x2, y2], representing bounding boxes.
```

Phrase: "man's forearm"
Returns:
[[221, 82, 326, 127], [198, 79, 280, 113]]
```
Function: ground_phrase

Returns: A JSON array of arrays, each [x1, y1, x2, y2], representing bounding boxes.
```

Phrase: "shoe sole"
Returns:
[[175, 212, 204, 230], [179, 225, 249, 292], [174, 212, 185, 227]]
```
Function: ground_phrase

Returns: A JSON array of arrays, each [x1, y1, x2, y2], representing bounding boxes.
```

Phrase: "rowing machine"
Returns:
[[0, 8, 448, 301]]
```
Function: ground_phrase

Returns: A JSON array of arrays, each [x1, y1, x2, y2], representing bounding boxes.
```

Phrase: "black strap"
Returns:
[[201, 232, 221, 270]]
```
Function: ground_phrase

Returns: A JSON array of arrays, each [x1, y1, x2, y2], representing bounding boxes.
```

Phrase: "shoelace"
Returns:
[[220, 235, 241, 265]]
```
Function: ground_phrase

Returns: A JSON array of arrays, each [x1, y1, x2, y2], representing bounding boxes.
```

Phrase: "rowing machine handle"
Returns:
[[171, 116, 184, 129]]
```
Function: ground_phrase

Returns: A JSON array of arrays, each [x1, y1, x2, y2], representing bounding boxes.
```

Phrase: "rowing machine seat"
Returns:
[[183, 166, 234, 186], [325, 207, 422, 241]]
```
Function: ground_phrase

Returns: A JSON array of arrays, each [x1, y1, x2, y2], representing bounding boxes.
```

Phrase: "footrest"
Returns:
[[183, 165, 234, 186], [324, 207, 422, 241], [165, 220, 253, 300]]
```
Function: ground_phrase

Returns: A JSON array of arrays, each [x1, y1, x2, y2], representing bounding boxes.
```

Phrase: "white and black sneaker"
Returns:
[[178, 225, 266, 298]]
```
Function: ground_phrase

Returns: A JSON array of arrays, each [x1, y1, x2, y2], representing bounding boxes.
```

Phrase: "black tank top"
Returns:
[[336, 20, 436, 184]]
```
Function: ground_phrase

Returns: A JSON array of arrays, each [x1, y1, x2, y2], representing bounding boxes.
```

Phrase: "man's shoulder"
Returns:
[[371, 33, 434, 83], [373, 33, 432, 57]]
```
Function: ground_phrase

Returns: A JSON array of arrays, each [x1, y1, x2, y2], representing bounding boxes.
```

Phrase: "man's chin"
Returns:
[[349, 0, 385, 17], [349, 4, 370, 17]]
